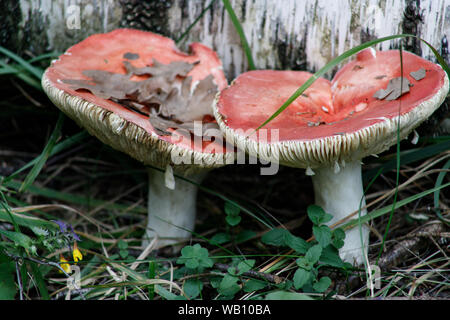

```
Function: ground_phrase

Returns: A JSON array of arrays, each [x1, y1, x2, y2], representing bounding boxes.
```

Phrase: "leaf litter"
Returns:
[[373, 68, 426, 101], [62, 58, 220, 139]]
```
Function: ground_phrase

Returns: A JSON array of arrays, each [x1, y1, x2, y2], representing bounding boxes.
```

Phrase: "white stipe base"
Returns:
[[311, 160, 369, 265], [144, 169, 206, 249]]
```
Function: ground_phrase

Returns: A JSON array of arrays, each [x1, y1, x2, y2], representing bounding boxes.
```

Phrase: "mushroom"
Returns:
[[213, 49, 449, 265], [42, 29, 233, 248]]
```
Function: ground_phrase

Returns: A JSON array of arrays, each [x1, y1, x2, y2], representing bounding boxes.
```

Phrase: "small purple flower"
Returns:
[[53, 220, 68, 233], [52, 220, 81, 241], [68, 224, 81, 241]]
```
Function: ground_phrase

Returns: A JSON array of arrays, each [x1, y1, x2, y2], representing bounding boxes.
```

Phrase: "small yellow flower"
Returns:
[[72, 242, 83, 263], [59, 254, 72, 274]]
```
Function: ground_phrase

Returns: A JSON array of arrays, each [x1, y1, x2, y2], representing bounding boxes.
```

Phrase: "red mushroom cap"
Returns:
[[43, 29, 233, 172], [214, 49, 449, 168]]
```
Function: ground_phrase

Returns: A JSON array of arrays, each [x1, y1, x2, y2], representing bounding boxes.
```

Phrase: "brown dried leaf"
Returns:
[[373, 77, 411, 101], [160, 75, 218, 122], [123, 59, 195, 80], [410, 68, 426, 81], [63, 70, 139, 100], [63, 58, 219, 139]]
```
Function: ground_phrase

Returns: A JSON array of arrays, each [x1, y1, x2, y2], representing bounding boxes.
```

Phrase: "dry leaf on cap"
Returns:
[[123, 59, 195, 80], [63, 58, 219, 138], [160, 75, 218, 123], [373, 76, 412, 101], [63, 70, 138, 100], [410, 68, 426, 81]]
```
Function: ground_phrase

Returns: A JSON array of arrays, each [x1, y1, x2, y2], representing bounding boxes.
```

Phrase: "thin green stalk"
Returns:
[[434, 159, 450, 225], [0, 46, 43, 79], [341, 181, 450, 229], [375, 46, 404, 264], [19, 112, 65, 192], [176, 0, 218, 44], [222, 0, 255, 70], [4, 130, 89, 184]]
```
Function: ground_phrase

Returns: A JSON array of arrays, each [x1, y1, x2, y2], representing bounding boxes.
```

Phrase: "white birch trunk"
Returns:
[[6, 0, 449, 78]]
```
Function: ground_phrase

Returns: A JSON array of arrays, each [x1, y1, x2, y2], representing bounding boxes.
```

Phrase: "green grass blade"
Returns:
[[341, 181, 450, 229], [434, 159, 450, 224], [27, 52, 61, 64], [0, 208, 59, 231], [363, 140, 450, 183], [222, 0, 256, 70], [376, 47, 404, 264], [0, 60, 42, 90], [2, 179, 147, 214], [176, 0, 217, 44], [28, 261, 50, 300], [0, 191, 21, 232], [419, 38, 450, 78], [19, 112, 65, 192], [0, 46, 43, 80], [4, 130, 89, 184]]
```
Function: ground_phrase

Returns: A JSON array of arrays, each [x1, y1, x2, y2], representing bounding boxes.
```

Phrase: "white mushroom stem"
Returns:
[[145, 169, 207, 249], [311, 160, 369, 265]]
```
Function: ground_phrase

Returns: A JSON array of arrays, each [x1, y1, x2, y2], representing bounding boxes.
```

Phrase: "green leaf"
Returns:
[[286, 234, 310, 254], [185, 258, 199, 269], [261, 229, 290, 246], [305, 244, 322, 264], [313, 277, 332, 293], [313, 225, 332, 248], [218, 274, 241, 297], [332, 229, 346, 249], [319, 245, 350, 269], [0, 229, 32, 250], [183, 278, 203, 299], [118, 240, 128, 250], [295, 257, 313, 271], [236, 259, 255, 275], [210, 232, 231, 245], [243, 279, 267, 293], [265, 291, 314, 300], [119, 249, 129, 259], [176, 244, 214, 270], [235, 230, 257, 243], [224, 202, 241, 216], [0, 262, 16, 300], [155, 285, 187, 300], [293, 268, 311, 290], [307, 205, 326, 225], [225, 214, 241, 226]]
